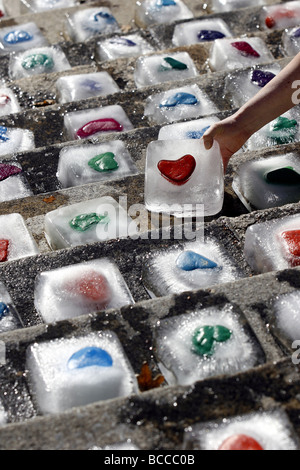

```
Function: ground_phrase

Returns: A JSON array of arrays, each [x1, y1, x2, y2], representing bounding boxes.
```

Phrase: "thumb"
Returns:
[[202, 132, 213, 150]]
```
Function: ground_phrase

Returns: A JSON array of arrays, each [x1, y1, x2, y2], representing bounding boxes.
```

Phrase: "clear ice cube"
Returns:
[[9, 46, 71, 80], [134, 0, 194, 28], [66, 7, 120, 42], [158, 116, 221, 140], [64, 105, 134, 141], [232, 152, 300, 211], [212, 0, 264, 12], [282, 26, 300, 56], [172, 18, 232, 46], [144, 84, 218, 125], [0, 87, 21, 117], [44, 196, 138, 250], [0, 161, 33, 202], [144, 138, 224, 217], [260, 1, 300, 31], [142, 237, 243, 297], [245, 109, 300, 151], [97, 33, 155, 61], [134, 52, 198, 88], [273, 291, 300, 343], [0, 22, 49, 55], [243, 213, 300, 273], [0, 281, 22, 333], [153, 305, 262, 386], [26, 331, 139, 414], [225, 64, 281, 108], [183, 409, 299, 450], [0, 127, 35, 158], [56, 72, 120, 105], [57, 140, 138, 188], [209, 37, 274, 72], [34, 258, 134, 323], [0, 213, 39, 263], [21, 0, 77, 12]]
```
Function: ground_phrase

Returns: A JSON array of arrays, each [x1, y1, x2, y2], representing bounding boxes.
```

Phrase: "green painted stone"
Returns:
[[69, 212, 110, 232], [264, 166, 300, 185], [22, 53, 54, 70], [267, 116, 298, 145], [88, 152, 119, 173], [159, 56, 188, 72], [191, 325, 232, 357]]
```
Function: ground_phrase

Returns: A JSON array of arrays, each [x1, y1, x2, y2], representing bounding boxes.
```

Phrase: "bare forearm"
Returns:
[[233, 52, 300, 136]]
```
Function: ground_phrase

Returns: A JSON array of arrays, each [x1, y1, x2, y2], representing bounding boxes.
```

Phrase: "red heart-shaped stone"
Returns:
[[0, 239, 9, 263], [157, 154, 196, 186], [218, 434, 264, 451]]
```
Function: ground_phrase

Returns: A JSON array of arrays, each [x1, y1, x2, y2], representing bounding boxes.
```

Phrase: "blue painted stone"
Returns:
[[156, 0, 177, 7], [0, 126, 9, 142], [109, 37, 137, 47], [176, 250, 218, 271], [250, 69, 276, 88], [0, 302, 9, 319], [159, 92, 198, 108], [94, 11, 117, 24], [4, 30, 33, 45], [186, 126, 210, 139], [197, 30, 226, 41], [292, 28, 300, 38], [67, 346, 113, 370]]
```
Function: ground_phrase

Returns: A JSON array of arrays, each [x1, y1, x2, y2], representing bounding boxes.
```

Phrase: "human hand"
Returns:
[[202, 115, 252, 172]]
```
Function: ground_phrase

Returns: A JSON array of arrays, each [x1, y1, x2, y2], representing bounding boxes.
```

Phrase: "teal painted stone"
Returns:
[[176, 251, 218, 271], [192, 325, 232, 357]]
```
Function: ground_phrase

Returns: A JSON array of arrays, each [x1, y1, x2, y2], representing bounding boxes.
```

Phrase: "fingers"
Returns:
[[202, 131, 214, 150]]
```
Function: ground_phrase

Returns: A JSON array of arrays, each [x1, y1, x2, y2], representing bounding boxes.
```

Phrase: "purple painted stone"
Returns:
[[0, 163, 21, 181], [250, 69, 276, 88]]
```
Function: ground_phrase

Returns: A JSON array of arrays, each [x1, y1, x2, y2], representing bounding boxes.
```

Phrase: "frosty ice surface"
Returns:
[[9, 46, 71, 80], [44, 196, 138, 250], [153, 305, 262, 386], [66, 7, 120, 42], [0, 213, 39, 263], [144, 84, 218, 125], [232, 153, 300, 211], [245, 109, 300, 151], [282, 26, 300, 56], [56, 72, 120, 105], [225, 64, 281, 108], [142, 238, 243, 297], [172, 18, 232, 46], [273, 291, 300, 343], [26, 331, 139, 414], [134, 52, 198, 88], [212, 0, 264, 12], [144, 138, 223, 217], [0, 161, 33, 202], [21, 0, 77, 12], [0, 88, 21, 117], [135, 0, 194, 28], [0, 22, 49, 54], [0, 127, 35, 158], [260, 1, 300, 31], [243, 213, 300, 273], [0, 282, 22, 333], [64, 105, 134, 141], [98, 33, 154, 61], [57, 140, 138, 188], [158, 116, 220, 140], [209, 37, 274, 72], [183, 409, 299, 450], [34, 258, 134, 323]]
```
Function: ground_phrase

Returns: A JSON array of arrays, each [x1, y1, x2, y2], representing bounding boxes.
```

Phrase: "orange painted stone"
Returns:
[[218, 434, 264, 450], [157, 154, 196, 186]]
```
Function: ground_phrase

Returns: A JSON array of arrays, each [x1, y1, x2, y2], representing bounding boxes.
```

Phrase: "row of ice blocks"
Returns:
[[244, 213, 300, 273]]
